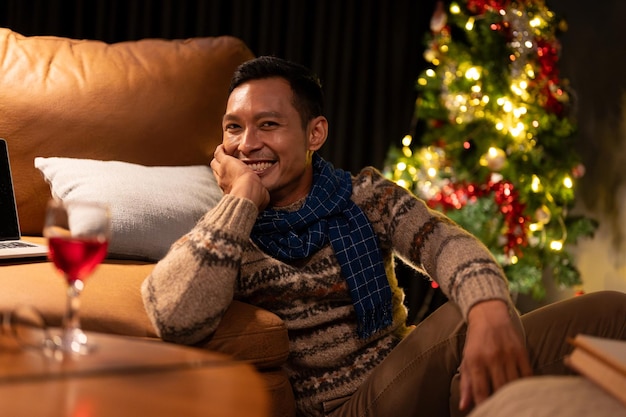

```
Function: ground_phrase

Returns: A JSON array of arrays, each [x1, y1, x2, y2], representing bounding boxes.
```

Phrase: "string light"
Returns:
[[550, 240, 563, 251], [396, 179, 409, 189], [531, 175, 542, 192], [465, 67, 480, 80], [563, 175, 573, 188]]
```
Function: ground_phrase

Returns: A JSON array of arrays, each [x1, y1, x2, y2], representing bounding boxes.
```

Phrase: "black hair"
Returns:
[[229, 56, 324, 129]]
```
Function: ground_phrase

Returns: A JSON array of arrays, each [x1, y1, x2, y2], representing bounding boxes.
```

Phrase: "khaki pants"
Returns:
[[325, 291, 626, 417]]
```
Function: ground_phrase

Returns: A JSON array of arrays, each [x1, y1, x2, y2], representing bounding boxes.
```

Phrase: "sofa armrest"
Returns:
[[201, 300, 290, 370], [0, 250, 289, 371]]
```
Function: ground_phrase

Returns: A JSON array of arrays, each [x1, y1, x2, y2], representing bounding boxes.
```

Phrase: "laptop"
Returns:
[[0, 138, 49, 260]]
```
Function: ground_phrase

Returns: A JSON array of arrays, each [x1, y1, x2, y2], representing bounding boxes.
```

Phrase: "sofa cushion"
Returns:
[[0, 28, 254, 235], [467, 376, 625, 417], [34, 157, 223, 261]]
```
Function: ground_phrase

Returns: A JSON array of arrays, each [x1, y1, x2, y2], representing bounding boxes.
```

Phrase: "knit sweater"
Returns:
[[141, 166, 510, 417]]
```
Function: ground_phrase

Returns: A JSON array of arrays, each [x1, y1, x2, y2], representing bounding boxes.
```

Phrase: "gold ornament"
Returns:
[[480, 147, 507, 171], [535, 205, 551, 224]]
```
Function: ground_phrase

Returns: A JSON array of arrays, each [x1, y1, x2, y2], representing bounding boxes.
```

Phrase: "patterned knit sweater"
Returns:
[[141, 167, 510, 417]]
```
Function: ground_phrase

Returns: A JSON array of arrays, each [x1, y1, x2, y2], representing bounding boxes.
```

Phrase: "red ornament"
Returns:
[[428, 177, 529, 256], [532, 38, 568, 116], [572, 164, 586, 179], [466, 0, 511, 15], [430, 119, 446, 129], [486, 179, 529, 255]]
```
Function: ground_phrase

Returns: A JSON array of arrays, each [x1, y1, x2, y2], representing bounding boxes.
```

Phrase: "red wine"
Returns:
[[48, 237, 108, 282]]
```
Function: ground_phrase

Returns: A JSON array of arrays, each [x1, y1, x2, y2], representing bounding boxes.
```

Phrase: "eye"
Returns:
[[260, 121, 279, 129], [224, 123, 242, 132]]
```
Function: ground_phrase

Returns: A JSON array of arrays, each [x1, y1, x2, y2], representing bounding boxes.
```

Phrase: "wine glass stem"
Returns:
[[64, 279, 83, 340]]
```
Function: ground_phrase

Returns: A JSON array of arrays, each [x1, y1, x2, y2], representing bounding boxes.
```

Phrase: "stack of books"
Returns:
[[565, 334, 626, 407]]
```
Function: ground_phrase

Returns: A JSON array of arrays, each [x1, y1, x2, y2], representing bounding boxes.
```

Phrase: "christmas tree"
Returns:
[[384, 0, 597, 299]]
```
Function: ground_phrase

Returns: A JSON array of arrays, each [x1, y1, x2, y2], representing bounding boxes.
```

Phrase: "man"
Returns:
[[141, 56, 626, 417]]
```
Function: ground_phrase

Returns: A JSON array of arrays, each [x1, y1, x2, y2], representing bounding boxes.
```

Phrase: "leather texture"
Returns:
[[0, 28, 252, 235]]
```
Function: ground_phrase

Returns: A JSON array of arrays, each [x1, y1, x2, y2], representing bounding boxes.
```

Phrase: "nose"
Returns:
[[238, 128, 262, 154]]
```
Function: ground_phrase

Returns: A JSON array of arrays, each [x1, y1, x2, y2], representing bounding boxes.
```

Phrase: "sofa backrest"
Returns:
[[0, 28, 254, 235]]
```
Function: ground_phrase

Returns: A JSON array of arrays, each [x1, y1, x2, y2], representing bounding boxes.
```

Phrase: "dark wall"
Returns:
[[549, 0, 626, 224], [0, 0, 437, 174]]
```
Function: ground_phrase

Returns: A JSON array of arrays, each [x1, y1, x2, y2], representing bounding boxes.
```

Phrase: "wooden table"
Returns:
[[0, 330, 269, 417]]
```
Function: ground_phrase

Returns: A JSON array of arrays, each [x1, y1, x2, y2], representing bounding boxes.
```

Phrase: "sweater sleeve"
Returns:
[[354, 168, 512, 319], [141, 194, 258, 344]]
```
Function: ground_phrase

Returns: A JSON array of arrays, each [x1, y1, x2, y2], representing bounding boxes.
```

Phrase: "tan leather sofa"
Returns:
[[0, 28, 295, 417]]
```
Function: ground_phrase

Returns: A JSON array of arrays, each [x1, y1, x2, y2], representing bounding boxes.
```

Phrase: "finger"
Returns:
[[209, 159, 220, 177], [503, 358, 521, 385], [221, 142, 236, 156], [459, 366, 473, 411], [213, 144, 224, 160], [506, 339, 532, 381], [489, 363, 509, 393], [470, 366, 491, 406], [488, 344, 532, 395]]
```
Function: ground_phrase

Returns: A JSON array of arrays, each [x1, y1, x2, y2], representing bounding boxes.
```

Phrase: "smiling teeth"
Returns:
[[248, 162, 274, 171]]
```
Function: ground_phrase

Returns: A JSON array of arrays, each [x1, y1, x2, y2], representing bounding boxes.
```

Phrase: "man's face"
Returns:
[[222, 77, 325, 207]]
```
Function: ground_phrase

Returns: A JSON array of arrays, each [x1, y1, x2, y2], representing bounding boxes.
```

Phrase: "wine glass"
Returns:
[[43, 199, 110, 355]]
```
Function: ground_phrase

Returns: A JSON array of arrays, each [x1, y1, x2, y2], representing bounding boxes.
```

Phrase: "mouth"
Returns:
[[244, 160, 276, 174]]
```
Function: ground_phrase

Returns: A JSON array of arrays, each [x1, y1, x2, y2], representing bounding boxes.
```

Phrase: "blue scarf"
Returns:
[[251, 154, 392, 339]]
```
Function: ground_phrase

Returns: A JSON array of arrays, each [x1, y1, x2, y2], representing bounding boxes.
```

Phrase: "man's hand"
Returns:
[[459, 299, 532, 411], [210, 144, 270, 211]]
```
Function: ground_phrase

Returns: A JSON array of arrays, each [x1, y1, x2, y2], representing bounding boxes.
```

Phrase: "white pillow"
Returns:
[[34, 157, 223, 261]]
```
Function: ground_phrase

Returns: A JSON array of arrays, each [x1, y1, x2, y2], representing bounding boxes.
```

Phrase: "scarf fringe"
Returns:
[[356, 300, 394, 339]]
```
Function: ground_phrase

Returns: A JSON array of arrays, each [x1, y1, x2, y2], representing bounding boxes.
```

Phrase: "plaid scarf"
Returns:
[[251, 153, 392, 339]]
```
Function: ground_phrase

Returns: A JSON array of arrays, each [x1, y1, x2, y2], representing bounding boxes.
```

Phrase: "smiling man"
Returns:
[[215, 73, 327, 209], [141, 56, 626, 417]]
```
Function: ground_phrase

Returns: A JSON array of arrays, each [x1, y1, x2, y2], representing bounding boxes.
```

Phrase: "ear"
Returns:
[[307, 116, 328, 151]]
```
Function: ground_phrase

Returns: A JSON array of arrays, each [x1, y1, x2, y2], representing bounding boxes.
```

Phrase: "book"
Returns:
[[565, 334, 626, 407]]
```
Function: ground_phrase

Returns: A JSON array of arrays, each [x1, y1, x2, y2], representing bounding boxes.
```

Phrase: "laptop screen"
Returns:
[[0, 139, 21, 240]]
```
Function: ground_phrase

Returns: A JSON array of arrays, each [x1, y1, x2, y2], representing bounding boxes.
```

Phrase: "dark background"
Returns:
[[2, 0, 625, 312], [0, 0, 438, 175]]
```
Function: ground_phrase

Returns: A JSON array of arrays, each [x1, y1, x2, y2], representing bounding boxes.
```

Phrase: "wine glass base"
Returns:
[[53, 328, 97, 356]]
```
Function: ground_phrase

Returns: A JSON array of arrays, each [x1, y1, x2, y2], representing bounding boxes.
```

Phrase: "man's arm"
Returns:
[[141, 195, 259, 345], [354, 170, 531, 410], [141, 144, 267, 345]]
